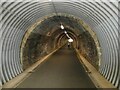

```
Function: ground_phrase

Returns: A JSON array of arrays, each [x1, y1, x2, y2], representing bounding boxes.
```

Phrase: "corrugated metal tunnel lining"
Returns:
[[0, 0, 119, 89]]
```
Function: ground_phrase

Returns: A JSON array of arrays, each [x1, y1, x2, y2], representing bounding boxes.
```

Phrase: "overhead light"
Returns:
[[49, 0, 52, 1], [60, 24, 64, 29], [66, 34, 70, 38], [68, 38, 73, 42], [64, 31, 67, 34]]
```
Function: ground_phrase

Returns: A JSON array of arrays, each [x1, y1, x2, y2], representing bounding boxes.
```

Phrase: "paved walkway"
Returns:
[[17, 45, 96, 88]]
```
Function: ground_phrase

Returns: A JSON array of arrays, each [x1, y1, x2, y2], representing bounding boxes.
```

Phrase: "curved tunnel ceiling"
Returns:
[[32, 16, 83, 36], [0, 0, 119, 89], [28, 16, 82, 51]]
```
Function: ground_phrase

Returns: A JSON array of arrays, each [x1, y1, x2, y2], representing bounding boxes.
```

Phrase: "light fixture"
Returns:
[[49, 0, 52, 1], [68, 38, 73, 42], [66, 34, 70, 38], [64, 31, 67, 34], [60, 24, 64, 29]]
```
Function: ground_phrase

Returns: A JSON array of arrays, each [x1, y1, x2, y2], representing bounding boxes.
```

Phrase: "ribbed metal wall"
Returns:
[[0, 0, 119, 88]]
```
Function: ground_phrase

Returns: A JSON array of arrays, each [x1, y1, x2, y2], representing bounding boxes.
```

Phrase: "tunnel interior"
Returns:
[[1, 1, 119, 89], [22, 15, 99, 70]]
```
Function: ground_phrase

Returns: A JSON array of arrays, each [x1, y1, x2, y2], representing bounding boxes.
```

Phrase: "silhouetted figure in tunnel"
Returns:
[[68, 42, 70, 48]]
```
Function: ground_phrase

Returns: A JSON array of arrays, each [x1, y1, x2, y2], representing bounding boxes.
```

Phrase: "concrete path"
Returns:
[[17, 45, 96, 88]]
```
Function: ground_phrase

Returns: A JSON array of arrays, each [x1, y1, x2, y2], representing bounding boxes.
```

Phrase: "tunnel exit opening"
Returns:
[[20, 14, 101, 71]]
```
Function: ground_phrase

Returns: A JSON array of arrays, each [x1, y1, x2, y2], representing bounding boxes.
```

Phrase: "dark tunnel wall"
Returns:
[[22, 24, 66, 69], [23, 34, 51, 69], [78, 31, 99, 69], [0, 0, 119, 89]]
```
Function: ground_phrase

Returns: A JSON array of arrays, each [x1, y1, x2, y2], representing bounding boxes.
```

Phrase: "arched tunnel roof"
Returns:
[[0, 0, 119, 88]]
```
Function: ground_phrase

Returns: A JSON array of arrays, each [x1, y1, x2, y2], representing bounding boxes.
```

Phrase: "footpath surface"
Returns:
[[17, 46, 96, 88]]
